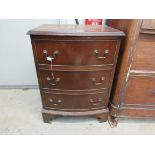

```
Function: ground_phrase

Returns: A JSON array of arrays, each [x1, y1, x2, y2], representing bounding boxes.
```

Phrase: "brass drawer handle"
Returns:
[[94, 49, 109, 59], [92, 76, 105, 85], [90, 98, 102, 106], [43, 50, 59, 62], [46, 77, 61, 86], [49, 98, 62, 105]]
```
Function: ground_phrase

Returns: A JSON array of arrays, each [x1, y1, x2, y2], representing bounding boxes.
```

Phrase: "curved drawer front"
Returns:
[[34, 40, 117, 66], [42, 91, 108, 111], [39, 69, 112, 90]]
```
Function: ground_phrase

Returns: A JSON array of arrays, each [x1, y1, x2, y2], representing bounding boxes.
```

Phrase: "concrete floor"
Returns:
[[0, 89, 155, 135]]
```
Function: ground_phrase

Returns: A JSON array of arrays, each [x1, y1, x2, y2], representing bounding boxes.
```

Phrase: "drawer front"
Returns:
[[131, 34, 155, 71], [141, 19, 155, 30], [39, 69, 112, 90], [42, 91, 108, 111], [34, 40, 118, 66], [124, 75, 155, 105]]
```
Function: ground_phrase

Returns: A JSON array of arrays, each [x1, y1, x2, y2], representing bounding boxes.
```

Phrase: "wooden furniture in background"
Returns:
[[27, 24, 124, 123], [107, 19, 155, 119]]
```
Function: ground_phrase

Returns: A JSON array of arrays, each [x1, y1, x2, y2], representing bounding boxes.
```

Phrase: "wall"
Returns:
[[0, 19, 59, 88]]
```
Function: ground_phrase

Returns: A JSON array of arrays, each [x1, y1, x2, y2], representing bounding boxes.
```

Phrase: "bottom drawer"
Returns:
[[42, 91, 109, 111]]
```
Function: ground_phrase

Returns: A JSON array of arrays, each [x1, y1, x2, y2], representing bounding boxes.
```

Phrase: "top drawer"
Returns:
[[34, 40, 118, 66]]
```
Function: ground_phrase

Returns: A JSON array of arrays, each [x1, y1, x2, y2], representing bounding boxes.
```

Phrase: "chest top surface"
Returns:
[[27, 24, 125, 37]]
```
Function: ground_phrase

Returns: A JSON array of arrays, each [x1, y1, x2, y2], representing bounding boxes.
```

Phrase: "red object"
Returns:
[[85, 19, 102, 25]]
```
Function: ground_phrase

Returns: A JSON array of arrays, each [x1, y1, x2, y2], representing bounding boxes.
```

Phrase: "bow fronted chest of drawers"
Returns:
[[27, 24, 124, 123]]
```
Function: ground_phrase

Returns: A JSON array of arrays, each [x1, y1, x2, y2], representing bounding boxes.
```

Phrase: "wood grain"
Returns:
[[124, 75, 155, 105], [28, 24, 123, 123], [141, 19, 155, 30], [39, 69, 112, 91], [27, 24, 125, 36], [131, 34, 155, 70], [34, 38, 118, 66], [107, 19, 155, 119], [42, 91, 109, 111]]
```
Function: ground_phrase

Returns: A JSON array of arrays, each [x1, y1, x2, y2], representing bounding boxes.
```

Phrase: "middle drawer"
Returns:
[[39, 69, 112, 90]]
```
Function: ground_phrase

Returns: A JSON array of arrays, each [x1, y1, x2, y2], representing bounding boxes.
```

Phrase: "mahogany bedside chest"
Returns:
[[27, 24, 124, 123]]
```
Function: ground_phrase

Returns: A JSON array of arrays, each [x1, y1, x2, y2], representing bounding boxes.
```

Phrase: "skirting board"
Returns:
[[0, 85, 39, 89]]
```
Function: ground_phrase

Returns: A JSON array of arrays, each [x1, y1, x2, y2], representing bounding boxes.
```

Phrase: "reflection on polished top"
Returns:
[[27, 24, 125, 36]]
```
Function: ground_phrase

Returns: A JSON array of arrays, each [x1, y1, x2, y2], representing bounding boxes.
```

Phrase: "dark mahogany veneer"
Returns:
[[27, 24, 124, 123]]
